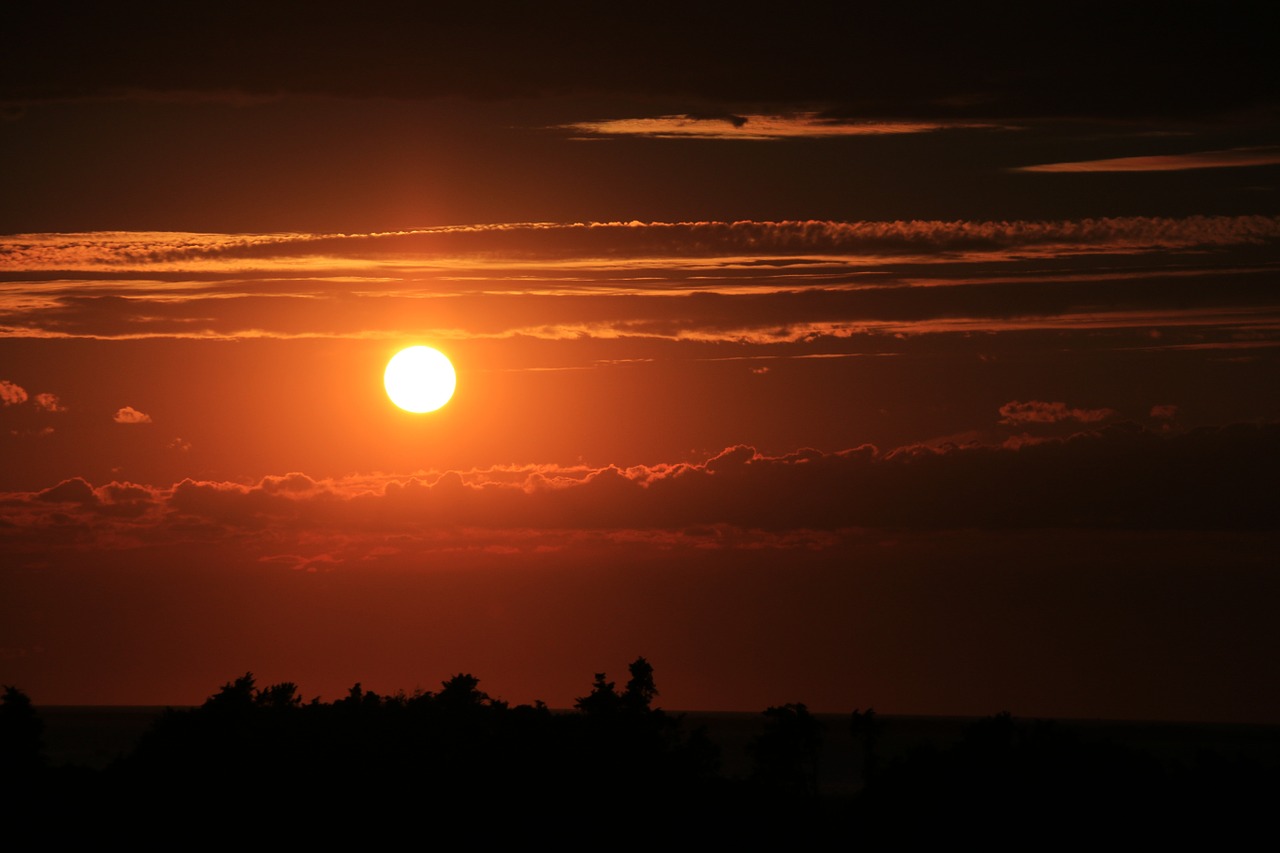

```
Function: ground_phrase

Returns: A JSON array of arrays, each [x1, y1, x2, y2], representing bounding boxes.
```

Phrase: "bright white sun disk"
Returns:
[[384, 346, 456, 413]]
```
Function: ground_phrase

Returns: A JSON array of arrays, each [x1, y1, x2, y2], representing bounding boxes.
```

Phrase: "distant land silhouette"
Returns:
[[5, 661, 1278, 843]]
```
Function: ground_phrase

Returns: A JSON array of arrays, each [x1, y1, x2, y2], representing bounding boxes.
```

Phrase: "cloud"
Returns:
[[5, 216, 1278, 273], [564, 113, 999, 140], [3, 217, 1277, 346], [1, 380, 28, 405], [1016, 147, 1280, 173], [33, 392, 66, 412], [35, 477, 98, 505], [1150, 404, 1179, 420], [998, 401, 1116, 425], [113, 406, 152, 424], [2, 425, 1276, 567]]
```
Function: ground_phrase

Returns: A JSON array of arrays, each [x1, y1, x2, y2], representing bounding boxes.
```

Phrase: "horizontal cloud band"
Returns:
[[5, 424, 1275, 560], [5, 216, 1279, 272]]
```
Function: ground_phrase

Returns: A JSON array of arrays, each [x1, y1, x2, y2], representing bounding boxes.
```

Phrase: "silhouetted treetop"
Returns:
[[575, 672, 621, 716], [438, 673, 496, 711], [622, 656, 658, 713], [202, 672, 256, 712], [850, 707, 883, 785], [1, 685, 45, 775], [200, 673, 305, 713], [750, 703, 824, 797], [576, 658, 663, 717], [254, 681, 302, 710]]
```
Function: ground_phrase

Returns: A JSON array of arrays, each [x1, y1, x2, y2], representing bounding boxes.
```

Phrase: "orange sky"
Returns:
[[2, 5, 1278, 721]]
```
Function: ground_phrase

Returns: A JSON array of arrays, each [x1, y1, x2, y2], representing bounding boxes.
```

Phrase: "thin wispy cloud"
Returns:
[[1016, 147, 1280, 173], [998, 400, 1115, 425], [1, 216, 1277, 348], [4, 216, 1278, 274], [563, 113, 1001, 140]]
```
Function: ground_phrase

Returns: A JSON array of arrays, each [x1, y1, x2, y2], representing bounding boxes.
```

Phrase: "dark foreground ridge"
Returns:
[[5, 663, 1278, 844]]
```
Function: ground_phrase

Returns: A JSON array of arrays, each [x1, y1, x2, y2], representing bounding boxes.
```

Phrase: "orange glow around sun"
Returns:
[[384, 346, 456, 413]]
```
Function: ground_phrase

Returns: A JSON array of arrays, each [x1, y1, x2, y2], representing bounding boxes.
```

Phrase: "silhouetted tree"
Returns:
[[750, 703, 823, 797], [575, 672, 621, 716], [203, 672, 256, 713], [254, 681, 301, 710], [0, 686, 44, 776], [622, 656, 657, 713], [336, 682, 386, 711], [563, 659, 720, 812], [437, 673, 490, 711], [850, 707, 882, 786]]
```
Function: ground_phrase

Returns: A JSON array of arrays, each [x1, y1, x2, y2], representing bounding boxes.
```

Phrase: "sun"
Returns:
[[384, 346, 456, 413]]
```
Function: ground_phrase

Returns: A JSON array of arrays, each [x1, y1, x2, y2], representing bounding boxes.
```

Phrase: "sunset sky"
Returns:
[[3, 4, 1278, 722]]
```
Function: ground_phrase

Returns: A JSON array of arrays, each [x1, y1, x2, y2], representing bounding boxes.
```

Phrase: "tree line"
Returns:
[[4, 660, 1276, 843]]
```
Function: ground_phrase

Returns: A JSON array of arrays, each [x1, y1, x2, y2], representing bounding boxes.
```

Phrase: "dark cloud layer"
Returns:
[[5, 424, 1275, 564]]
